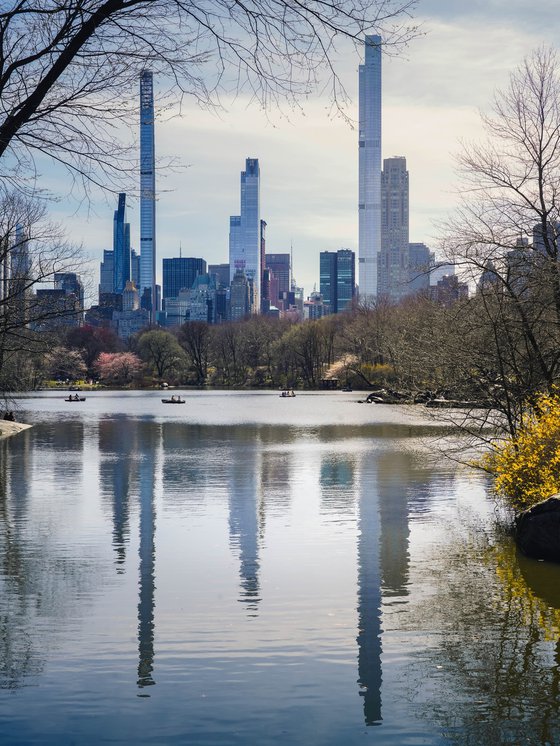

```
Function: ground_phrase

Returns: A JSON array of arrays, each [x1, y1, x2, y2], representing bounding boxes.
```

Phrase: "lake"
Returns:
[[0, 390, 559, 745]]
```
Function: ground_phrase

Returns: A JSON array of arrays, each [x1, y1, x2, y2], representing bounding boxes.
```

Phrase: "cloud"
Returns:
[[47, 3, 560, 298]]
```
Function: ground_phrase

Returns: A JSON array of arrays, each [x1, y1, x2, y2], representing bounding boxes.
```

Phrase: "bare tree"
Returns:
[[442, 47, 560, 436], [177, 321, 210, 385], [0, 0, 419, 194], [0, 191, 84, 392]]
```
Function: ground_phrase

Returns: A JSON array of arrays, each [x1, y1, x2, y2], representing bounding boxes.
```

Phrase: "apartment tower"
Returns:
[[139, 70, 156, 318], [358, 35, 382, 301], [378, 156, 409, 300]]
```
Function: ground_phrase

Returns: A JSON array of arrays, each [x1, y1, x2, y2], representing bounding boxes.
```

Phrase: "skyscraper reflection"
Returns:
[[99, 416, 136, 572], [356, 457, 383, 726], [228, 430, 262, 616], [136, 421, 159, 690]]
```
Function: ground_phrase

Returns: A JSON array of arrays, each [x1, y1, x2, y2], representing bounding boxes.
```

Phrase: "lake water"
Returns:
[[1, 390, 560, 745]]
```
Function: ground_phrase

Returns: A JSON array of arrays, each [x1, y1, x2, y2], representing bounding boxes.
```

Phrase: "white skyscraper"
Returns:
[[139, 70, 156, 317], [229, 158, 261, 311], [358, 35, 382, 301]]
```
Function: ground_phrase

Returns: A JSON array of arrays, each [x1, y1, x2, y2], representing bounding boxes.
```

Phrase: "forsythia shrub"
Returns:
[[485, 393, 560, 511]]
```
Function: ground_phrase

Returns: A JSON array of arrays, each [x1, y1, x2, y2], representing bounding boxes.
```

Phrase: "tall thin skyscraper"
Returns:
[[229, 158, 261, 311], [113, 193, 131, 294], [358, 35, 382, 301], [378, 156, 409, 299], [140, 70, 156, 318]]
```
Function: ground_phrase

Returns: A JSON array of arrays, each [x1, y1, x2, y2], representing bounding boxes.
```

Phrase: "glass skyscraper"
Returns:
[[162, 257, 207, 300], [229, 158, 261, 310], [358, 35, 382, 301], [319, 249, 356, 314], [113, 193, 131, 294], [140, 70, 156, 317]]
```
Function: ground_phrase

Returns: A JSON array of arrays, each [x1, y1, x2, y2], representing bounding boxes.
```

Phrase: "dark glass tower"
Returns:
[[113, 193, 131, 294], [162, 257, 207, 300], [319, 249, 356, 313]]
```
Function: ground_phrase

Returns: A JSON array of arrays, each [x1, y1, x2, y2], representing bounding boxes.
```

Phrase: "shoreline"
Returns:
[[0, 421, 31, 440]]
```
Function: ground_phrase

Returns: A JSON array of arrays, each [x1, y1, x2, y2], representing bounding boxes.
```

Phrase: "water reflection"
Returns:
[[228, 433, 262, 616], [98, 417, 159, 691], [320, 455, 357, 518], [136, 421, 158, 690], [99, 417, 135, 571], [408, 522, 560, 745], [356, 458, 383, 726], [5, 402, 560, 744]]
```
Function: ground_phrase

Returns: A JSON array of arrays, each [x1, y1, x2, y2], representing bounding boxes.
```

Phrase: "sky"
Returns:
[[51, 0, 560, 301]]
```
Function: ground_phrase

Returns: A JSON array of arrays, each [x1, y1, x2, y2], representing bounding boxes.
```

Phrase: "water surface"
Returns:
[[0, 391, 559, 744]]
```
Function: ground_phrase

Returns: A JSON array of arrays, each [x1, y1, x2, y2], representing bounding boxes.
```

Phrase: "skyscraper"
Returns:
[[408, 242, 434, 294], [229, 158, 261, 310], [319, 249, 356, 314], [378, 156, 409, 299], [113, 193, 131, 294], [162, 257, 207, 300], [358, 35, 382, 301], [139, 70, 156, 318], [265, 253, 291, 298]]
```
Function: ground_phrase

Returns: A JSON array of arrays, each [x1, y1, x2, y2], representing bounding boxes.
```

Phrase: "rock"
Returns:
[[515, 495, 560, 563]]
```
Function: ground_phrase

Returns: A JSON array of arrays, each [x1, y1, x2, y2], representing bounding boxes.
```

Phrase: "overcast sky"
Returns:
[[53, 0, 560, 300]]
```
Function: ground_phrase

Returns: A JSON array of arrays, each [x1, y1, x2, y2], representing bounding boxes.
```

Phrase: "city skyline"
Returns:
[[45, 3, 560, 300]]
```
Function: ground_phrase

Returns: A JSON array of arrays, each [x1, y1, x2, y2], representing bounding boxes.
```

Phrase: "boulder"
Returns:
[[515, 495, 560, 563]]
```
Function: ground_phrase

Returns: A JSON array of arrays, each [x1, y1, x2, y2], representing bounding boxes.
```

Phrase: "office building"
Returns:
[[33, 272, 84, 331], [229, 158, 261, 310], [113, 193, 131, 294], [54, 272, 84, 313], [162, 257, 207, 301], [378, 157, 409, 300], [131, 249, 140, 289], [8, 224, 31, 325], [230, 270, 251, 320], [260, 219, 267, 298], [430, 274, 469, 305], [122, 280, 140, 311], [265, 253, 291, 298], [304, 291, 329, 320], [209, 263, 231, 289], [408, 243, 434, 294], [139, 70, 156, 318], [99, 249, 114, 298], [358, 34, 382, 300], [319, 249, 356, 314]]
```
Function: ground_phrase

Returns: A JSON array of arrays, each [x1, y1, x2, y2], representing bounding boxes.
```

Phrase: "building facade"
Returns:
[[265, 253, 291, 299], [162, 257, 207, 301], [358, 34, 382, 301], [320, 249, 356, 314], [408, 242, 434, 294], [378, 156, 409, 300], [139, 70, 156, 318], [229, 158, 261, 309], [230, 270, 251, 320]]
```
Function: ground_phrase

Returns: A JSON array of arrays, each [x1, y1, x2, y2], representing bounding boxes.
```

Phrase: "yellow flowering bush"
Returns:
[[485, 392, 560, 511]]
